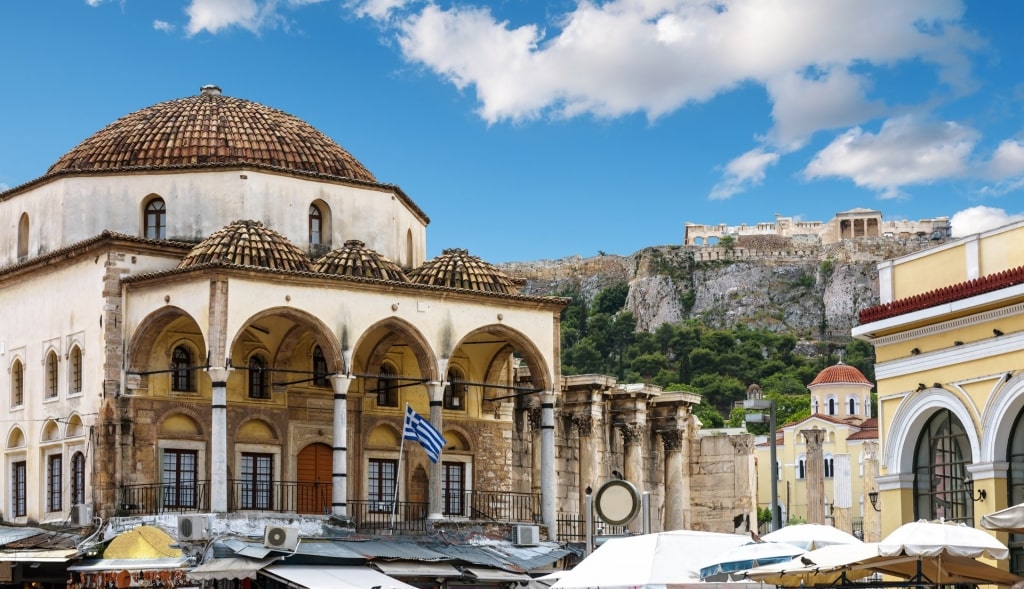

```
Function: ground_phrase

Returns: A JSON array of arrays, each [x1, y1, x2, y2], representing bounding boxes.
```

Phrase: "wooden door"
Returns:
[[297, 443, 332, 514]]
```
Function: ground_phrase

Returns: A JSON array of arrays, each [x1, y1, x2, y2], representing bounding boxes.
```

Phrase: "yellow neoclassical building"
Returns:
[[754, 366, 881, 539], [853, 219, 1024, 572]]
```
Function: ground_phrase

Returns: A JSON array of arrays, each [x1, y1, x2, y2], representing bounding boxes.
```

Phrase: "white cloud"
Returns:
[[803, 115, 977, 198], [346, 0, 413, 21], [153, 20, 175, 32], [186, 0, 262, 35], [985, 140, 1024, 180], [950, 206, 1024, 237], [385, 0, 974, 126], [85, 0, 103, 6], [709, 147, 779, 200]]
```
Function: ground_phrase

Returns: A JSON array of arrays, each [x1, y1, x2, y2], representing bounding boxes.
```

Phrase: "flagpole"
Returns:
[[392, 404, 408, 533]]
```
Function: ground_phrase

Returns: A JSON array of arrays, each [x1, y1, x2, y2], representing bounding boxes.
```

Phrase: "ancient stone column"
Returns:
[[662, 428, 685, 530], [863, 441, 882, 542], [802, 429, 826, 524], [330, 374, 354, 518], [619, 424, 646, 494], [528, 406, 543, 496], [574, 414, 596, 514]]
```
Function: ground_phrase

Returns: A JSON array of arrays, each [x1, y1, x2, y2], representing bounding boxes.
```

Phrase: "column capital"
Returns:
[[617, 423, 646, 445], [205, 366, 231, 383], [661, 429, 684, 452]]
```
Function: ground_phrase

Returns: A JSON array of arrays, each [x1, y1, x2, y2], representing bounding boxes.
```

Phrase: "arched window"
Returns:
[[249, 355, 269, 399], [913, 409, 972, 524], [376, 363, 398, 407], [45, 350, 58, 398], [144, 198, 166, 239], [312, 345, 328, 387], [1007, 406, 1024, 574], [824, 455, 834, 478], [826, 396, 837, 416], [812, 398, 819, 414], [71, 451, 86, 506], [308, 201, 331, 253], [69, 346, 83, 395], [797, 455, 806, 479], [11, 359, 23, 407], [444, 367, 467, 410], [309, 204, 323, 245], [171, 345, 194, 392], [848, 396, 859, 416], [17, 213, 29, 260]]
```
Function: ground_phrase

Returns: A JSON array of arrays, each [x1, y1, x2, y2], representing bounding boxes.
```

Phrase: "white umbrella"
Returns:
[[762, 523, 863, 550], [743, 542, 880, 586], [879, 519, 1009, 559], [551, 530, 750, 589], [982, 503, 1024, 534], [698, 541, 807, 580]]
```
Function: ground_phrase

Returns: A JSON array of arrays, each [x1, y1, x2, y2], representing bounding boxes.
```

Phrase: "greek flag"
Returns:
[[403, 405, 446, 463]]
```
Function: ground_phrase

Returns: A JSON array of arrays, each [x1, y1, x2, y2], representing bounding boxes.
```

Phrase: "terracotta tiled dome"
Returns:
[[808, 362, 872, 386], [47, 85, 376, 183], [313, 240, 409, 281], [408, 248, 519, 294], [178, 220, 312, 272]]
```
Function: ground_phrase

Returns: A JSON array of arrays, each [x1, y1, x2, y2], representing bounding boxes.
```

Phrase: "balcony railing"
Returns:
[[348, 500, 429, 534], [117, 481, 211, 515], [118, 481, 540, 531]]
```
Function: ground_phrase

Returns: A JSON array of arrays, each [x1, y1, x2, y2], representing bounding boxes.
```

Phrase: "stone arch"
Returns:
[[236, 418, 280, 444], [884, 388, 980, 474], [159, 412, 204, 437], [230, 306, 343, 377], [453, 324, 554, 393], [126, 306, 207, 387], [354, 317, 438, 382], [443, 428, 472, 452], [366, 422, 402, 449], [65, 414, 86, 438], [7, 427, 26, 449], [981, 372, 1024, 463], [40, 419, 61, 443]]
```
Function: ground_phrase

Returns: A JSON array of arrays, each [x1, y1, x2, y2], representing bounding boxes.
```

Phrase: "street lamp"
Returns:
[[745, 387, 779, 531]]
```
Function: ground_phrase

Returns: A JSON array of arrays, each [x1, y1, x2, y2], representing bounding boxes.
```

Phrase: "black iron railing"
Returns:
[[118, 481, 211, 515], [466, 490, 540, 522], [348, 500, 429, 534], [227, 480, 333, 513]]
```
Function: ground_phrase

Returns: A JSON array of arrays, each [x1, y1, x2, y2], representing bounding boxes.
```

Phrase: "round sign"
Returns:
[[594, 479, 640, 526]]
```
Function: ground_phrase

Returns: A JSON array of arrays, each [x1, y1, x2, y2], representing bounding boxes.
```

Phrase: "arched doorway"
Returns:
[[297, 442, 332, 514]]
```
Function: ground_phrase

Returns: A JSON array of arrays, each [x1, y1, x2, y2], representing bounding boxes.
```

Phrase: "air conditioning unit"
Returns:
[[264, 525, 300, 551], [178, 515, 210, 541], [514, 524, 540, 546], [71, 504, 93, 527]]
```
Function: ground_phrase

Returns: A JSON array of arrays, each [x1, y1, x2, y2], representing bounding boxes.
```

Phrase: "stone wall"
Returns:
[[688, 433, 757, 533]]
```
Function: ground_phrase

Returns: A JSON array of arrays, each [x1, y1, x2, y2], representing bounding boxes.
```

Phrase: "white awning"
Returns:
[[0, 548, 78, 563], [373, 561, 463, 578], [262, 565, 418, 589], [188, 556, 281, 581], [464, 567, 532, 582], [68, 557, 189, 571]]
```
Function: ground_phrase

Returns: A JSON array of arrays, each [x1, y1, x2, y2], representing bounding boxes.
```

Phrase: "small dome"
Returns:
[[408, 248, 519, 294], [808, 362, 872, 387], [179, 220, 312, 272], [48, 86, 376, 183], [313, 239, 409, 281]]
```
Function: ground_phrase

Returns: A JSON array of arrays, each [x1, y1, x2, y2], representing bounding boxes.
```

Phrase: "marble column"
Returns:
[[619, 424, 646, 493], [207, 366, 229, 513], [330, 374, 354, 518], [574, 414, 596, 514], [427, 381, 445, 519], [802, 429, 826, 524], [540, 392, 557, 540]]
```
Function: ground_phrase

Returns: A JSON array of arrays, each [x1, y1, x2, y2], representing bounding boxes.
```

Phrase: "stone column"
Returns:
[[540, 392, 557, 540], [207, 367, 229, 513], [529, 406, 543, 496], [619, 424, 646, 493], [662, 429, 685, 531], [574, 414, 596, 514], [427, 381, 445, 519], [330, 374, 354, 518], [802, 429, 826, 524]]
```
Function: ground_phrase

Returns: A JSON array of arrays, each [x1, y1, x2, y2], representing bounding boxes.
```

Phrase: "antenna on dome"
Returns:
[[200, 85, 222, 96]]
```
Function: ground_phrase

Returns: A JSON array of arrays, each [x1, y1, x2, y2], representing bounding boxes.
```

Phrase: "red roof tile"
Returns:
[[808, 363, 872, 386]]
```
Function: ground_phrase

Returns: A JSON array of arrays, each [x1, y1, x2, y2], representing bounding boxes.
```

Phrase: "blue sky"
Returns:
[[2, 1, 1024, 263]]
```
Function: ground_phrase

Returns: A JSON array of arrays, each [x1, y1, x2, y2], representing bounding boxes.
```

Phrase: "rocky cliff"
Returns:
[[501, 236, 939, 339]]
